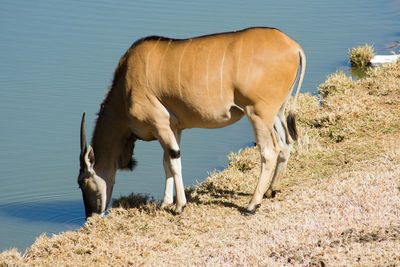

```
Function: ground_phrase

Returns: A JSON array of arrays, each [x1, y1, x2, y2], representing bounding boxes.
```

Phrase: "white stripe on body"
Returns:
[[158, 40, 172, 90], [219, 44, 228, 100], [177, 39, 192, 98], [145, 38, 160, 89]]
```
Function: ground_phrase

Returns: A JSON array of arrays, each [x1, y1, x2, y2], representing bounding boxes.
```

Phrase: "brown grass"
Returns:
[[348, 43, 375, 68], [1, 57, 399, 266]]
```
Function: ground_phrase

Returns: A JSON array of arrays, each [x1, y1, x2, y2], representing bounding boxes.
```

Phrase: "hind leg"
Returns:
[[265, 115, 292, 198], [245, 106, 280, 213], [264, 147, 291, 198]]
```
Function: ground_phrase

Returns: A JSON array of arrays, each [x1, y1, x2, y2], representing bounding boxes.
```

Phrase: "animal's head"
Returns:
[[78, 113, 107, 219]]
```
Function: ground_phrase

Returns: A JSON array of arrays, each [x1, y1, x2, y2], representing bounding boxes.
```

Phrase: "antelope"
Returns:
[[78, 27, 306, 219]]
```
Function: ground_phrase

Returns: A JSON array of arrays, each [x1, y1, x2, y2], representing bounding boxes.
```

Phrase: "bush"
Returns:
[[318, 71, 355, 98], [112, 193, 154, 209], [348, 44, 375, 67]]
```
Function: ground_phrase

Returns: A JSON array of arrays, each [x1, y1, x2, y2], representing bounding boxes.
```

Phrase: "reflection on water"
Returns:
[[0, 0, 399, 252], [0, 201, 84, 224], [350, 66, 372, 79], [0, 200, 84, 252]]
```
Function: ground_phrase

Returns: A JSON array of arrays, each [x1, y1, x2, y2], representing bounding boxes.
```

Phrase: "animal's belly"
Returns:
[[177, 104, 245, 129]]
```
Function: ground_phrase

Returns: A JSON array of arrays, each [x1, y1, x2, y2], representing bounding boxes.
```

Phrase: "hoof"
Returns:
[[264, 189, 280, 199], [242, 204, 261, 216], [172, 205, 186, 216], [160, 202, 172, 209]]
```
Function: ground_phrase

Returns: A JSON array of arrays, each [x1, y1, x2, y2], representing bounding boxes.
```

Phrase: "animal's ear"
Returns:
[[84, 145, 95, 173]]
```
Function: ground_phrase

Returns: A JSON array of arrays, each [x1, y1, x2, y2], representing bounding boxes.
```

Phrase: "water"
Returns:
[[0, 0, 399, 252]]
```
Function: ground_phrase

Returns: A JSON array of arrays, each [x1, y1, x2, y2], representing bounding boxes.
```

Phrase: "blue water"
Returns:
[[0, 0, 399, 252]]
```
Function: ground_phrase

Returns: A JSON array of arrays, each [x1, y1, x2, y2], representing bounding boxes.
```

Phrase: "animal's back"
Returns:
[[123, 28, 302, 129]]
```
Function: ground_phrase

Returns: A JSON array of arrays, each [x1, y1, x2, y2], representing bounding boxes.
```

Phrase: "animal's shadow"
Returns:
[[185, 186, 252, 214], [112, 184, 255, 215]]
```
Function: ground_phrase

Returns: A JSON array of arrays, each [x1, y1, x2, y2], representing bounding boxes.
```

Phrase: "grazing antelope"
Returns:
[[78, 27, 305, 219]]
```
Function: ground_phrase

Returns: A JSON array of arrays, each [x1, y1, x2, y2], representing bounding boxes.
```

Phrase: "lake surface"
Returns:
[[0, 0, 399, 252]]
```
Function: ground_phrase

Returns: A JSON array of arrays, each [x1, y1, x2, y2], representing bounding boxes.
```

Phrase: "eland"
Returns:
[[78, 27, 306, 218]]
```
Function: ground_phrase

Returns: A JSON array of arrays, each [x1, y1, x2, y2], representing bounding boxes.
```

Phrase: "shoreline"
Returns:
[[1, 57, 399, 266]]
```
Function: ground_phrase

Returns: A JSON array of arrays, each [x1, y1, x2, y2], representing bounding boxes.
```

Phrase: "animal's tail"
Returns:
[[286, 49, 306, 142]]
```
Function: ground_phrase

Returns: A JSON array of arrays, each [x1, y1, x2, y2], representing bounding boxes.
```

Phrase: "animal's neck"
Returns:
[[91, 90, 128, 185], [91, 116, 119, 184]]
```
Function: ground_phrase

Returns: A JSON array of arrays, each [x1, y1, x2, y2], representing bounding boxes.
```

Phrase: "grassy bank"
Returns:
[[1, 58, 399, 266]]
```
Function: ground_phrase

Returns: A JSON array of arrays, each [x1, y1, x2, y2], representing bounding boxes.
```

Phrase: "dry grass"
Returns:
[[1, 57, 399, 266], [348, 43, 375, 68]]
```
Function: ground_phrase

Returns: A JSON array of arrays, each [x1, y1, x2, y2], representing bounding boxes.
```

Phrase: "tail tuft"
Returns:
[[286, 112, 298, 141]]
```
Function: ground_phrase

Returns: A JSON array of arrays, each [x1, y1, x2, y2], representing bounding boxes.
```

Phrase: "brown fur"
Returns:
[[80, 27, 306, 216], [118, 134, 137, 170]]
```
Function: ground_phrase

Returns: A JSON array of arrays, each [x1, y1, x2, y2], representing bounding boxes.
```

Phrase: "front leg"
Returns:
[[161, 152, 174, 208], [168, 150, 186, 214], [157, 128, 186, 214]]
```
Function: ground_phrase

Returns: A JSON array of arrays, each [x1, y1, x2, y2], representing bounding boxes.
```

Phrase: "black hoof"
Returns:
[[242, 204, 261, 216], [264, 189, 281, 199], [172, 205, 186, 216]]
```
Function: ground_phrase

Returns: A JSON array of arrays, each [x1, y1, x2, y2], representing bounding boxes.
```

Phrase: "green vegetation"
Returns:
[[1, 52, 399, 266]]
